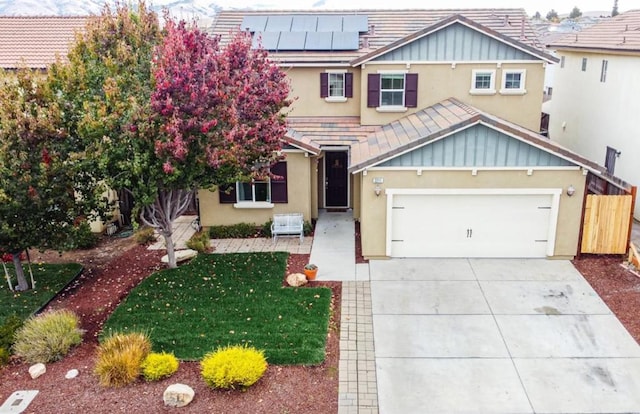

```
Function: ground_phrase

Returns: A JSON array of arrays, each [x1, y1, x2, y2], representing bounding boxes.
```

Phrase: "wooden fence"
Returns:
[[581, 194, 633, 254]]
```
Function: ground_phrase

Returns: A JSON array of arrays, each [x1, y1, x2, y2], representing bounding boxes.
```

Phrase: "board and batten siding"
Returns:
[[373, 23, 537, 62], [378, 124, 574, 168]]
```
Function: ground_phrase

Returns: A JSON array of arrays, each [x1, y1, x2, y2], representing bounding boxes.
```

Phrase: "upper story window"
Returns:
[[320, 71, 353, 102], [581, 58, 588, 72], [367, 72, 418, 112], [500, 69, 527, 95], [380, 74, 405, 106], [600, 60, 608, 83], [469, 69, 496, 95]]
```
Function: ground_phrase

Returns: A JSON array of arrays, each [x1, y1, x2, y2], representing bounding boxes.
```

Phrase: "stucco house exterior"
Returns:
[[201, 9, 616, 260], [546, 9, 640, 219]]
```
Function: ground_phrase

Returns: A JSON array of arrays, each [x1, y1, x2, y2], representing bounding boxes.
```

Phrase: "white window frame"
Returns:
[[376, 70, 409, 112], [469, 69, 496, 95], [500, 69, 527, 95], [325, 69, 347, 103], [233, 179, 274, 209]]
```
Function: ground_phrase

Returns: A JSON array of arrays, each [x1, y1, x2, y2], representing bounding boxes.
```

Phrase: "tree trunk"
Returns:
[[164, 233, 177, 268], [13, 252, 29, 291]]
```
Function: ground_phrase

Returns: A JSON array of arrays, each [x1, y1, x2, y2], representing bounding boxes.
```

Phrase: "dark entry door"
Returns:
[[325, 151, 348, 207]]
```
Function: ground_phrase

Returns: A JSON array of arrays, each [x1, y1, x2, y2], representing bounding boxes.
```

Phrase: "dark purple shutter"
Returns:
[[405, 73, 418, 108], [271, 161, 288, 203], [218, 183, 236, 204], [345, 73, 353, 98], [320, 73, 328, 98], [367, 74, 380, 107]]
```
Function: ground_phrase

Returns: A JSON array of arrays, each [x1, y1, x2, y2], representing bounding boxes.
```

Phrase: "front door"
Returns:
[[325, 151, 348, 207]]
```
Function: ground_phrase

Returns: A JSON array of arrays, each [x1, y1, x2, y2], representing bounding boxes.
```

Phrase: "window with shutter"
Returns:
[[270, 161, 288, 203], [218, 183, 237, 204], [320, 73, 329, 98], [345, 73, 353, 98], [405, 73, 418, 107]]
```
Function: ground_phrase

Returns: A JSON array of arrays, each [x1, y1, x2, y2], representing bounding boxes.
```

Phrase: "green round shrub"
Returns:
[[201, 345, 267, 390], [141, 352, 179, 381], [12, 309, 83, 364], [0, 347, 10, 366]]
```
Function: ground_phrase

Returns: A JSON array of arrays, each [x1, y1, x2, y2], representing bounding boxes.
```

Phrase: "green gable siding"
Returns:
[[379, 124, 575, 168], [374, 23, 537, 62]]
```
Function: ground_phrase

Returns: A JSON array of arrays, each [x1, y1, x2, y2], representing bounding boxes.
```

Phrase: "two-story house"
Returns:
[[547, 10, 640, 219], [200, 9, 609, 260]]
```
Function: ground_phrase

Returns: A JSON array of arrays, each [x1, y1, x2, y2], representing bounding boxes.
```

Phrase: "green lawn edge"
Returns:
[[102, 252, 332, 365]]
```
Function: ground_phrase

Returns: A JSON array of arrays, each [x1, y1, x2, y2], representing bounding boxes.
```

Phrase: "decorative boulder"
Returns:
[[28, 363, 46, 379], [161, 249, 198, 264], [163, 383, 195, 408], [65, 369, 79, 379], [286, 273, 308, 287]]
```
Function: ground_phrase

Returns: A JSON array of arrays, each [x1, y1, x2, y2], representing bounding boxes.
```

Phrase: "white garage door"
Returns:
[[390, 193, 557, 258]]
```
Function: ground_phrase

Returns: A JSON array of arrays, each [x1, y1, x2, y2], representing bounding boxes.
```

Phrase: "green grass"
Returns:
[[0, 263, 83, 322], [102, 252, 332, 365]]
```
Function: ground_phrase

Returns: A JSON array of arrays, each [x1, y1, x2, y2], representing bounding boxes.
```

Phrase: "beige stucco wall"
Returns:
[[198, 151, 313, 227], [358, 62, 545, 130], [284, 67, 361, 117], [358, 168, 586, 259], [548, 50, 640, 219]]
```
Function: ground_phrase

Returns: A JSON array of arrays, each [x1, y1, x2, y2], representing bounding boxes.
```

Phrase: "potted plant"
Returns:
[[303, 263, 318, 281]]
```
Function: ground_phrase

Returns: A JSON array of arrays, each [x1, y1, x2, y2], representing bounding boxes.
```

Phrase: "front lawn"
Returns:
[[0, 263, 83, 321], [102, 252, 332, 365]]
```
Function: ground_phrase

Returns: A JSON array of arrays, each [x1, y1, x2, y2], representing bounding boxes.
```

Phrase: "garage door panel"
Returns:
[[391, 193, 554, 258]]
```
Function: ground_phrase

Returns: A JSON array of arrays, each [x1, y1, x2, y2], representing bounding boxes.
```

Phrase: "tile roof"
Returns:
[[286, 98, 610, 177], [211, 9, 545, 64], [548, 9, 640, 53], [0, 16, 88, 69]]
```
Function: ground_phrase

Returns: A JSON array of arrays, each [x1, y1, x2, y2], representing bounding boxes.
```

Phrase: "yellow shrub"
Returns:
[[12, 309, 83, 363], [141, 352, 179, 381], [94, 332, 151, 387], [201, 345, 267, 390]]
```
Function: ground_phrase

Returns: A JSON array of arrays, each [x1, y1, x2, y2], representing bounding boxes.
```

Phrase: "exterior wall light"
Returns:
[[566, 185, 576, 197], [374, 185, 382, 197]]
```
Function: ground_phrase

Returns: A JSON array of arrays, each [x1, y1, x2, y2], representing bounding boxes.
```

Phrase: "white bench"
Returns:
[[271, 213, 304, 243]]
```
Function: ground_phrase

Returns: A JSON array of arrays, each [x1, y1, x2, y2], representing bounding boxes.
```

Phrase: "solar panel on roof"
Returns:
[[241, 16, 267, 32], [305, 31, 333, 50], [332, 31, 359, 50], [342, 15, 368, 32], [317, 16, 343, 32], [254, 31, 281, 50], [291, 15, 318, 32], [265, 16, 293, 32], [278, 32, 307, 50]]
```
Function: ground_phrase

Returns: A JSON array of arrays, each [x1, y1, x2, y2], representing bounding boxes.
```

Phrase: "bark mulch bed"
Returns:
[[0, 237, 339, 414]]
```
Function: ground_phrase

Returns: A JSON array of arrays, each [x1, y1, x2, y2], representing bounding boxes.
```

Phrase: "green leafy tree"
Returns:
[[0, 69, 106, 290], [546, 9, 559, 21], [612, 0, 619, 16], [569, 6, 583, 19], [534, 11, 542, 19]]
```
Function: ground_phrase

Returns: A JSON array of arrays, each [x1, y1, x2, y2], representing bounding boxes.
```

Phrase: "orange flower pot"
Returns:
[[304, 268, 318, 280]]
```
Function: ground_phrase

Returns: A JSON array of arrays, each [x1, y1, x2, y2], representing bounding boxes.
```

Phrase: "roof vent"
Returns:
[[503, 15, 510, 26], [369, 24, 375, 35], [362, 36, 370, 49]]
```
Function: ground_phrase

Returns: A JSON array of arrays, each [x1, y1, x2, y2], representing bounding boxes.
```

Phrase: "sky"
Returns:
[[214, 0, 629, 17]]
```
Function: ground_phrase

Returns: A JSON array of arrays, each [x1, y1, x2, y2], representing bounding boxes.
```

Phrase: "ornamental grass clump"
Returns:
[[94, 332, 151, 387], [12, 309, 83, 364], [141, 352, 179, 381], [201, 345, 267, 390]]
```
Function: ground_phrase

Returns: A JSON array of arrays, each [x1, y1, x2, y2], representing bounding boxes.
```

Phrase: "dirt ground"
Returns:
[[0, 236, 340, 413]]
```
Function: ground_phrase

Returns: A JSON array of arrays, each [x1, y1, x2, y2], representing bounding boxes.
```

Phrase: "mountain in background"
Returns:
[[0, 0, 221, 21]]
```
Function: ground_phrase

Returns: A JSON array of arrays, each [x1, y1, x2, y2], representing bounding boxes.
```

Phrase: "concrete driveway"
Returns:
[[369, 258, 640, 414]]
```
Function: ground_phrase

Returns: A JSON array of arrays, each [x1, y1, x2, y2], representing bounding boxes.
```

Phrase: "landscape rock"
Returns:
[[28, 363, 46, 379], [161, 249, 197, 264], [163, 383, 195, 408], [65, 369, 79, 379], [286, 273, 308, 287]]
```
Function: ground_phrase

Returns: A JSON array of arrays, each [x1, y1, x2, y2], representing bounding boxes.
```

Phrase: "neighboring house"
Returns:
[[547, 10, 640, 219], [0, 16, 120, 232], [202, 9, 614, 260]]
